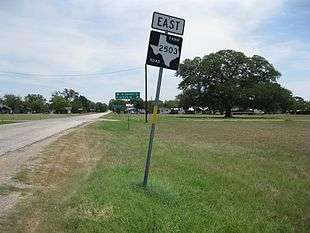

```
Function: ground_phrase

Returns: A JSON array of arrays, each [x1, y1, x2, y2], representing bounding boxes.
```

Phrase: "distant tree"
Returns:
[[109, 99, 126, 113], [62, 88, 79, 101], [78, 95, 92, 112], [50, 92, 70, 113], [290, 96, 306, 113], [60, 88, 83, 113], [177, 90, 196, 110], [305, 101, 310, 111], [2, 89, 105, 114], [61, 90, 103, 113], [71, 98, 84, 113], [163, 99, 180, 109], [24, 94, 47, 113], [130, 98, 144, 110], [95, 102, 108, 112], [89, 101, 96, 112], [246, 83, 293, 113], [177, 50, 281, 117], [3, 94, 23, 113]]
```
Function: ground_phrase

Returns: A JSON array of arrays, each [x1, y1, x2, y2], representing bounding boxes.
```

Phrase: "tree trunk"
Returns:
[[225, 107, 232, 118]]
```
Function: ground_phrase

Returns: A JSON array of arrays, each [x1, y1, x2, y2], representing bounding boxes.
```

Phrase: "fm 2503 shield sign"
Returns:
[[146, 30, 183, 70]]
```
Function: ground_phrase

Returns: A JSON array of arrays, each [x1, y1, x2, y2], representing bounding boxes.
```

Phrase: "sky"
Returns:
[[0, 0, 309, 103]]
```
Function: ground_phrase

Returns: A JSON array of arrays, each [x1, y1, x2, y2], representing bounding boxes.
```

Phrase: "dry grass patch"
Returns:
[[0, 124, 108, 233]]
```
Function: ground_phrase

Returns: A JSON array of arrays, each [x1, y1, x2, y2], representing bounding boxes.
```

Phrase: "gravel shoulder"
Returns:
[[0, 112, 109, 217]]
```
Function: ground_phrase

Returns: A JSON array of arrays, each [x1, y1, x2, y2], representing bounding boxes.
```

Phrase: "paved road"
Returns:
[[0, 112, 109, 155]]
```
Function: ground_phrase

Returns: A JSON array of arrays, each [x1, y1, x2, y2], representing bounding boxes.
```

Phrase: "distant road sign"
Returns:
[[152, 12, 185, 35], [115, 92, 140, 100], [146, 30, 183, 70]]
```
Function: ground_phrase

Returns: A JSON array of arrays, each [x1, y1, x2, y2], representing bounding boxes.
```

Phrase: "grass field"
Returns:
[[0, 113, 88, 124], [0, 120, 16, 125], [1, 114, 309, 232]]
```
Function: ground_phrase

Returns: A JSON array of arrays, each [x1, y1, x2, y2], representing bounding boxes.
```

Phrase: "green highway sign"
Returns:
[[115, 92, 140, 100]]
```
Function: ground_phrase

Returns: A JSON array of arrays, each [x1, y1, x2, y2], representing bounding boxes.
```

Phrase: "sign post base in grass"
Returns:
[[143, 67, 163, 187], [128, 111, 130, 130]]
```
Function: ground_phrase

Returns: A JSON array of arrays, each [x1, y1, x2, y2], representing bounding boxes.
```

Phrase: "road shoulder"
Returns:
[[0, 114, 109, 218]]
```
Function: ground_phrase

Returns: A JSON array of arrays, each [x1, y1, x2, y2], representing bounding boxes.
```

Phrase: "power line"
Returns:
[[0, 66, 144, 78]]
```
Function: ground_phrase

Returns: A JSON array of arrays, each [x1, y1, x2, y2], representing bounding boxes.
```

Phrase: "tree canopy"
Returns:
[[2, 94, 23, 113], [24, 94, 47, 113], [176, 50, 288, 117], [109, 99, 126, 113], [0, 89, 107, 114]]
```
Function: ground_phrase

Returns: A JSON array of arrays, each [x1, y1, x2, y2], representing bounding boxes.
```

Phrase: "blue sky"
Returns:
[[0, 0, 309, 103]]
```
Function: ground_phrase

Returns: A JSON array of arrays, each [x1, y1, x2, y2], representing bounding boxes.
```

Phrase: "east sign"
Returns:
[[151, 12, 185, 35]]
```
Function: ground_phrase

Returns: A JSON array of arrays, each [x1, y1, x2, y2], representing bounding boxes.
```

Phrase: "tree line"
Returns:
[[0, 89, 107, 114], [108, 98, 180, 114], [110, 96, 310, 116], [109, 50, 309, 116]]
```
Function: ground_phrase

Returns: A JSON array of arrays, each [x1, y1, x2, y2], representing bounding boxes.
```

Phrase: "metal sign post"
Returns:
[[126, 103, 131, 130], [145, 64, 148, 123], [115, 92, 140, 131], [128, 110, 130, 130], [143, 12, 185, 188], [143, 67, 163, 187]]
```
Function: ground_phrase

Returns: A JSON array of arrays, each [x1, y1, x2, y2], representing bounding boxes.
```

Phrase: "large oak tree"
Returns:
[[177, 50, 282, 117], [24, 94, 47, 113]]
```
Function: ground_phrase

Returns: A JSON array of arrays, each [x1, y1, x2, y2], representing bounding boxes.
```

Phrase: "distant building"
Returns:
[[231, 107, 264, 115], [138, 109, 146, 114], [64, 107, 72, 114], [160, 107, 171, 114], [170, 108, 179, 114], [185, 107, 195, 114]]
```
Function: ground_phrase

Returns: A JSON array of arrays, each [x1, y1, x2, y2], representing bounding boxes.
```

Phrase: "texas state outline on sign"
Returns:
[[150, 35, 179, 67]]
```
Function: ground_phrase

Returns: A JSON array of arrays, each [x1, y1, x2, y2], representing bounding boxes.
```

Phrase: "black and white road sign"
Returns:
[[152, 12, 185, 35], [146, 30, 183, 70]]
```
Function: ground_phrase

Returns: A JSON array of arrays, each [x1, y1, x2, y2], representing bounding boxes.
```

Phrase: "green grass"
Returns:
[[12, 167, 31, 184], [0, 120, 16, 125], [0, 184, 21, 196], [0, 113, 87, 122], [2, 114, 310, 232]]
